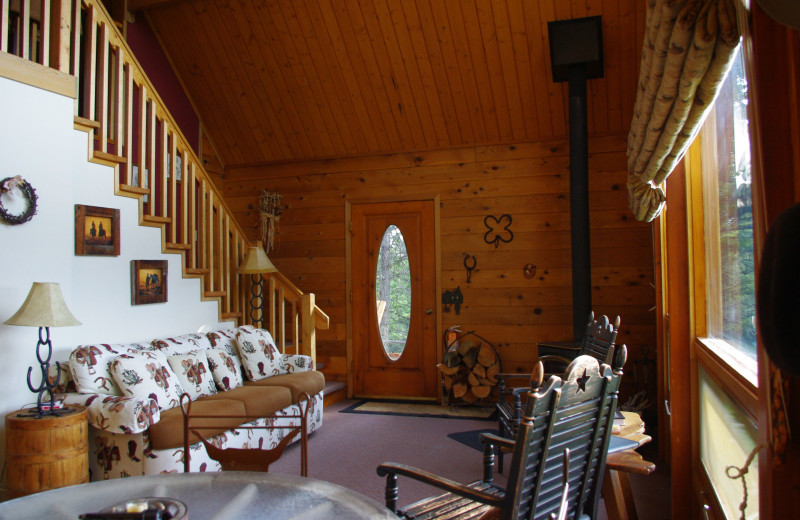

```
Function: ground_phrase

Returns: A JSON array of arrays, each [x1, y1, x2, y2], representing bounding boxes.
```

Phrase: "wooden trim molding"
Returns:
[[0, 51, 76, 99]]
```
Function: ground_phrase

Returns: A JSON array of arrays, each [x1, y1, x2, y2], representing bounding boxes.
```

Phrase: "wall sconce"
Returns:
[[238, 246, 277, 329], [4, 282, 81, 417]]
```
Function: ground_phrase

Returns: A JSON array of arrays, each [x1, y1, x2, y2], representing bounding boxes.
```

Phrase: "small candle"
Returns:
[[126, 501, 149, 513]]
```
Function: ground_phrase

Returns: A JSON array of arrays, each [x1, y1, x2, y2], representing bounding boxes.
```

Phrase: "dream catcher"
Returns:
[[258, 191, 282, 253]]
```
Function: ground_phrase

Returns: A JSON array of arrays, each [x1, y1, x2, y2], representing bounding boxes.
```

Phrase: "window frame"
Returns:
[[680, 19, 763, 518]]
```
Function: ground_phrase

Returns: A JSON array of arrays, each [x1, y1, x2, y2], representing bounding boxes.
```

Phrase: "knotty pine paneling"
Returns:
[[223, 134, 656, 401], [140, 0, 647, 168]]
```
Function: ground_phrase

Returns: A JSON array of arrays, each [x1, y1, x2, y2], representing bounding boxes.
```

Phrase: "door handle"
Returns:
[[425, 308, 433, 315]]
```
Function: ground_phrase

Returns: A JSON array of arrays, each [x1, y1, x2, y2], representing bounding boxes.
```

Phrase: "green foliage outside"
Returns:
[[376, 225, 411, 357]]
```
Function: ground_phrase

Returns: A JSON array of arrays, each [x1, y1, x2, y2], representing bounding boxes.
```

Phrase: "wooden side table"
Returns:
[[5, 404, 89, 498], [602, 411, 656, 520]]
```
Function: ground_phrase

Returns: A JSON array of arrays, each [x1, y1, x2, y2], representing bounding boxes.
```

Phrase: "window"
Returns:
[[686, 40, 761, 520], [375, 225, 411, 361], [697, 48, 758, 383]]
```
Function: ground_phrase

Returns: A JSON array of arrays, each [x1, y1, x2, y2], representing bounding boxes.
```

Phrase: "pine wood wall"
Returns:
[[223, 133, 655, 400]]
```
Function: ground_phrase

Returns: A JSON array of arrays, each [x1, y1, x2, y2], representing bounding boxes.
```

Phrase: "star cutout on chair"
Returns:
[[576, 369, 590, 392]]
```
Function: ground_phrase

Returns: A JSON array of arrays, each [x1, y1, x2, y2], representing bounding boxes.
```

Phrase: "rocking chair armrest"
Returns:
[[377, 462, 504, 512], [479, 432, 515, 451]]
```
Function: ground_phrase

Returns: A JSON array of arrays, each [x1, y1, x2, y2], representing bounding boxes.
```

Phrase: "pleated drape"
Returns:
[[626, 0, 741, 221]]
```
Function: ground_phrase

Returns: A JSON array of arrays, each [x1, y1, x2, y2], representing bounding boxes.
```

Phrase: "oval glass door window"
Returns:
[[375, 225, 411, 361]]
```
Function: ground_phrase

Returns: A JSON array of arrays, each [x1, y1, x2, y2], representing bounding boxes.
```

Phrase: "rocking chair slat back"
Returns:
[[503, 355, 620, 520]]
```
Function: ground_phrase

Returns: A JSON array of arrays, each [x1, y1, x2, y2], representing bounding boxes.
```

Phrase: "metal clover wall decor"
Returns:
[[0, 176, 38, 225], [483, 214, 513, 248]]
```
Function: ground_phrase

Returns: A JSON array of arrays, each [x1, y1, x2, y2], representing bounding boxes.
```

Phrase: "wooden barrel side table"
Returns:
[[5, 404, 89, 498]]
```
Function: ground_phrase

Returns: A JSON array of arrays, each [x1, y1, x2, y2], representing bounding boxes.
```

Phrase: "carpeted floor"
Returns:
[[269, 399, 671, 519]]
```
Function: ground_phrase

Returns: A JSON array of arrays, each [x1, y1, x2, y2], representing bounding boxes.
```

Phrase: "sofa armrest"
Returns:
[[60, 392, 160, 434], [283, 354, 313, 372]]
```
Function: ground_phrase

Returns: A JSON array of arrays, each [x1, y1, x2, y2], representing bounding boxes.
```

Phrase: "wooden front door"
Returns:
[[351, 200, 437, 399]]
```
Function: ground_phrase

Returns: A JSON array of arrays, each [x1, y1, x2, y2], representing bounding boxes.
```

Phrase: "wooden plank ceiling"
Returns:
[[131, 0, 646, 169]]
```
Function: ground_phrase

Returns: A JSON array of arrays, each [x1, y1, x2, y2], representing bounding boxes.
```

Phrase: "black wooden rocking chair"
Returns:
[[495, 312, 621, 472], [377, 354, 623, 520]]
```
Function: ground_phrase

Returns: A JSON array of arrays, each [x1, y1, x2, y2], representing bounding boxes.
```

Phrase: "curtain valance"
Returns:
[[627, 0, 741, 221]]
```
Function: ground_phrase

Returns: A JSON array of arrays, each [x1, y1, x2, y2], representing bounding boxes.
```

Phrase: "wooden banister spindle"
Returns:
[[146, 97, 155, 215], [49, 0, 72, 72], [168, 132, 177, 242], [1, 0, 9, 54], [292, 299, 299, 355], [40, 0, 51, 66], [20, 0, 29, 60], [124, 63, 133, 182], [82, 4, 96, 125], [97, 21, 109, 153], [158, 118, 168, 218], [187, 162, 196, 263], [69, 0, 79, 77], [112, 46, 124, 158], [136, 84, 146, 189]]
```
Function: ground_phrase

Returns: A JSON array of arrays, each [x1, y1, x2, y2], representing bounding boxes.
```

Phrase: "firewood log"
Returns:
[[473, 385, 492, 399]]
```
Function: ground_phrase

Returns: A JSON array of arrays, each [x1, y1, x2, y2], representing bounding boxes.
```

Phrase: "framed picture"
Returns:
[[131, 260, 168, 305], [75, 205, 120, 256]]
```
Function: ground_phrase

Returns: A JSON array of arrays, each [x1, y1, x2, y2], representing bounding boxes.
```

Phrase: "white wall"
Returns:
[[0, 77, 232, 470]]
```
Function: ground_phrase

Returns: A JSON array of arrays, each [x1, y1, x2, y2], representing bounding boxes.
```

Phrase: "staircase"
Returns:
[[1, 0, 327, 361]]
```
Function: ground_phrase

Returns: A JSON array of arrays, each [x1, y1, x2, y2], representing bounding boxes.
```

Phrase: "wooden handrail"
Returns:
[[0, 0, 326, 364], [261, 271, 329, 362]]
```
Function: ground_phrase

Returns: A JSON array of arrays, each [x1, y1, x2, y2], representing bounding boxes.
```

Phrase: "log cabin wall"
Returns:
[[223, 133, 656, 402]]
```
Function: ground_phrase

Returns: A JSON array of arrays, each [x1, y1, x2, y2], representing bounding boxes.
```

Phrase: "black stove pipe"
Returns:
[[569, 65, 591, 342]]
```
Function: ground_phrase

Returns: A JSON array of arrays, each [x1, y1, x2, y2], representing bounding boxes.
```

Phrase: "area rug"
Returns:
[[340, 400, 496, 420], [447, 428, 499, 451]]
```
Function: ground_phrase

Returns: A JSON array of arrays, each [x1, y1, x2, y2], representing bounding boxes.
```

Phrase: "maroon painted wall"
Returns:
[[126, 17, 200, 153]]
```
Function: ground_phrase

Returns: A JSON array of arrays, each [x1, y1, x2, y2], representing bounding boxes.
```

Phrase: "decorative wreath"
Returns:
[[0, 176, 38, 225]]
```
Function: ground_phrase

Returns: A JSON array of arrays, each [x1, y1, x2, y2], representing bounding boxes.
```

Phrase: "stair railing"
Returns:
[[0, 0, 328, 361]]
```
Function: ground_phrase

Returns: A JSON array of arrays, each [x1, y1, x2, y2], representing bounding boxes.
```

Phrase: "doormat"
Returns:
[[447, 428, 500, 451], [340, 400, 496, 420]]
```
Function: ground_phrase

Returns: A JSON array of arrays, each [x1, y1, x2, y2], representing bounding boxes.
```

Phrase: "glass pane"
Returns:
[[704, 49, 757, 360], [699, 366, 759, 519], [375, 225, 411, 361]]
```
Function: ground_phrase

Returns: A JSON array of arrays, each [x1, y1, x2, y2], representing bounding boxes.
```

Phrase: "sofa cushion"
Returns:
[[152, 333, 213, 356], [149, 398, 247, 450], [168, 350, 217, 400], [110, 350, 185, 411], [68, 342, 153, 395], [244, 371, 325, 404], [235, 326, 285, 380], [202, 385, 292, 417], [207, 348, 244, 391]]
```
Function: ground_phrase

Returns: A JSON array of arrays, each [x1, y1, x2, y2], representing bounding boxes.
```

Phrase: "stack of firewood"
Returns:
[[438, 337, 500, 404]]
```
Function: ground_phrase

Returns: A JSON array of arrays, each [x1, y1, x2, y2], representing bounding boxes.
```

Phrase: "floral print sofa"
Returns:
[[53, 325, 324, 480]]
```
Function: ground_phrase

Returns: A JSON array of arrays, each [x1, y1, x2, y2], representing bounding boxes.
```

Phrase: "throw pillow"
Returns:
[[110, 350, 185, 410], [152, 333, 213, 356], [235, 326, 284, 380], [206, 328, 238, 351], [206, 348, 244, 391], [68, 342, 153, 395], [167, 350, 217, 400]]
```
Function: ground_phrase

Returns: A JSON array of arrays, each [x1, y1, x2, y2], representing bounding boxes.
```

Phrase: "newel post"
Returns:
[[301, 293, 317, 366]]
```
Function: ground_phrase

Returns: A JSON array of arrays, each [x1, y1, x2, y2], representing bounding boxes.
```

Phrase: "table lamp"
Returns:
[[4, 282, 81, 417], [238, 246, 277, 329]]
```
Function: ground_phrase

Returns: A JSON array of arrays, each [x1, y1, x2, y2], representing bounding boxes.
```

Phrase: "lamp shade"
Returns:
[[4, 282, 81, 327], [238, 246, 277, 274]]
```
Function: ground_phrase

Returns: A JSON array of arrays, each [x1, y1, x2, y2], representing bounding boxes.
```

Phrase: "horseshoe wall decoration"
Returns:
[[483, 214, 513, 248]]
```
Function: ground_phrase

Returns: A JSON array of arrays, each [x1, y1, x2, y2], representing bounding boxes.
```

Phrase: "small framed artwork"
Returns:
[[75, 204, 120, 256], [131, 260, 168, 305]]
